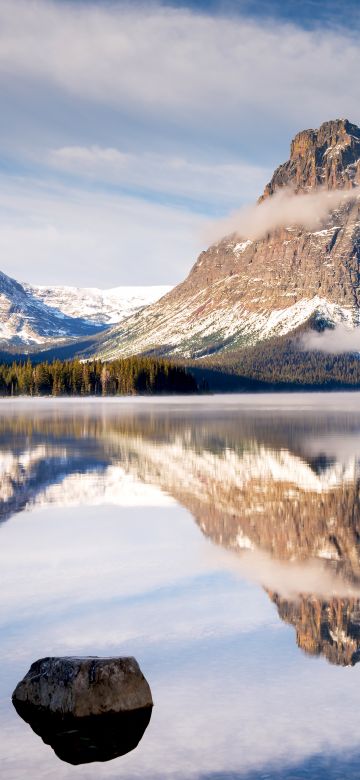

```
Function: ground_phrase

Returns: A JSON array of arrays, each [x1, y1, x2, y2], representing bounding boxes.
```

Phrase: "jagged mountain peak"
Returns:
[[290, 118, 360, 159], [262, 118, 360, 199]]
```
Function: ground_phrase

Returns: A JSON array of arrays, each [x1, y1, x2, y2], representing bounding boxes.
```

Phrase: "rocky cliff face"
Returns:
[[93, 119, 360, 360], [262, 118, 360, 196]]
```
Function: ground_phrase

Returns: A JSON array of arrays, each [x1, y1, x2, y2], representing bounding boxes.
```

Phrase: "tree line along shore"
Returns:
[[2, 343, 360, 398], [0, 357, 198, 396]]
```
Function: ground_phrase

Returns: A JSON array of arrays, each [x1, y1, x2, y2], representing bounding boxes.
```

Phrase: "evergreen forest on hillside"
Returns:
[[202, 337, 360, 389], [0, 357, 198, 396]]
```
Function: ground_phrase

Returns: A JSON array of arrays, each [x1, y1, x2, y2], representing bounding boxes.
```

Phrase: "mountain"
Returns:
[[0, 270, 171, 349], [25, 284, 171, 326], [91, 118, 360, 360], [0, 270, 102, 346]]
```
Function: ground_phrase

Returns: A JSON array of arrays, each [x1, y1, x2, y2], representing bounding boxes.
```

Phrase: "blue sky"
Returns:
[[164, 0, 360, 27], [0, 0, 360, 287]]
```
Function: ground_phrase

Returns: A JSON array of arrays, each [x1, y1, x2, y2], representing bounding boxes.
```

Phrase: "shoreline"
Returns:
[[0, 391, 360, 412]]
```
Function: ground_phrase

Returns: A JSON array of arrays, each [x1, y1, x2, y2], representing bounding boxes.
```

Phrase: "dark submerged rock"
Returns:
[[12, 656, 153, 765]]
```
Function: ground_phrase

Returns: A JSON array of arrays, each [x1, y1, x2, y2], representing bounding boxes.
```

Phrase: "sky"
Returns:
[[1, 0, 360, 287]]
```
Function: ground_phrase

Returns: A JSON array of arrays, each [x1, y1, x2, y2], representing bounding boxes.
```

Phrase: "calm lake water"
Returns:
[[2, 394, 360, 779]]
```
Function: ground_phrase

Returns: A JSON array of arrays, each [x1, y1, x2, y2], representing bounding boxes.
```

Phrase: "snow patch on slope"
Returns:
[[233, 240, 253, 254], [96, 291, 359, 360]]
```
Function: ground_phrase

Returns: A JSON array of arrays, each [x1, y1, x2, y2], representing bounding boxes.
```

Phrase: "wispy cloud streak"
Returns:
[[49, 145, 270, 208]]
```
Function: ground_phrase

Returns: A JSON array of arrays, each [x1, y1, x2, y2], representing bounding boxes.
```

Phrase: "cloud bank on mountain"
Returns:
[[302, 325, 360, 354], [207, 187, 358, 243]]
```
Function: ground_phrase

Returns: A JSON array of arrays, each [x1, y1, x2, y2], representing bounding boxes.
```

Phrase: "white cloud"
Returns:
[[226, 547, 360, 600], [0, 174, 205, 286], [207, 186, 359, 242], [0, 1, 359, 131], [302, 324, 360, 353], [52, 145, 132, 169]]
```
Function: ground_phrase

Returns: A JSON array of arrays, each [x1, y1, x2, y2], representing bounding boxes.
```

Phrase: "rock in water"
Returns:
[[12, 656, 153, 716], [12, 656, 153, 765]]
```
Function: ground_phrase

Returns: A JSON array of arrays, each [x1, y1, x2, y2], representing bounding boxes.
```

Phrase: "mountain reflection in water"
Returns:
[[2, 400, 360, 667]]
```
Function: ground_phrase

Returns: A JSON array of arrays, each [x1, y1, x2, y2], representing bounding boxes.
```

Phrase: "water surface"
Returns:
[[2, 394, 360, 779]]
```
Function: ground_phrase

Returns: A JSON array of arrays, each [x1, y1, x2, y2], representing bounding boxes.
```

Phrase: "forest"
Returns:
[[0, 357, 198, 396], [2, 335, 360, 397], [202, 335, 360, 389]]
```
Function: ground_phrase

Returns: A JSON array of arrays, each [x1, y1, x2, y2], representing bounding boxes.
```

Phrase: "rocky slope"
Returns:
[[92, 119, 360, 360], [0, 270, 170, 348]]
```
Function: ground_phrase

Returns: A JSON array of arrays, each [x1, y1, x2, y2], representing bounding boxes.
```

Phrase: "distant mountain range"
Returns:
[[26, 283, 171, 327], [0, 272, 170, 349]]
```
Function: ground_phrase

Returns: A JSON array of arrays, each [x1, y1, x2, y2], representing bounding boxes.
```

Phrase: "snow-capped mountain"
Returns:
[[90, 119, 360, 360], [25, 284, 171, 326], [0, 271, 171, 348], [0, 270, 103, 346]]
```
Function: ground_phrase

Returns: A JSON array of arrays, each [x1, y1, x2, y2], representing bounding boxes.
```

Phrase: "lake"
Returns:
[[1, 394, 360, 779]]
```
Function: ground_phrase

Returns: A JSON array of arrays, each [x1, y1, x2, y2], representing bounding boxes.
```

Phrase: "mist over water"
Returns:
[[2, 396, 360, 778]]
